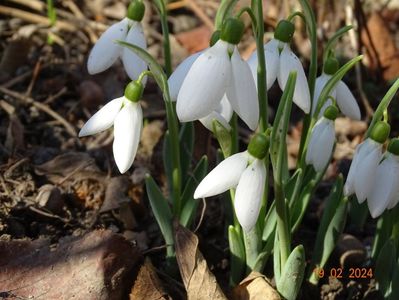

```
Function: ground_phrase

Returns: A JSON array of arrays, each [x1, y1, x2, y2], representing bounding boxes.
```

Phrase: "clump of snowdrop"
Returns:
[[194, 133, 269, 232], [306, 105, 337, 172], [344, 121, 391, 203], [312, 57, 361, 120], [366, 138, 399, 218], [176, 19, 259, 130], [87, 0, 147, 81], [79, 80, 144, 173], [248, 20, 311, 113]]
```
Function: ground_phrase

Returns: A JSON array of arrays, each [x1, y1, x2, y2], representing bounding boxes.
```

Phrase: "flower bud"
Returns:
[[323, 57, 339, 75], [220, 18, 245, 45], [370, 121, 390, 144], [388, 138, 399, 155], [210, 30, 221, 47], [274, 20, 295, 43], [127, 0, 145, 22], [323, 105, 339, 120], [124, 81, 143, 102], [248, 133, 269, 159]]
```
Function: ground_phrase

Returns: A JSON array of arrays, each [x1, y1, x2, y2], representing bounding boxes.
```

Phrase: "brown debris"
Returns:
[[232, 272, 281, 300], [0, 230, 141, 299]]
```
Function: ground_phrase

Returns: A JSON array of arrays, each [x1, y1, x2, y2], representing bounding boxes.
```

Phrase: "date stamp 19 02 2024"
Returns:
[[312, 267, 373, 279]]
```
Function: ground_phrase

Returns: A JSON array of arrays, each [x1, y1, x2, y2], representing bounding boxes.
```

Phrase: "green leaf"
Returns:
[[277, 245, 306, 300], [389, 257, 399, 300], [290, 178, 314, 233], [179, 122, 195, 184], [284, 168, 303, 204], [213, 119, 232, 158], [145, 174, 174, 257], [274, 231, 281, 285], [262, 202, 277, 241], [375, 239, 397, 297], [309, 177, 347, 284], [162, 131, 173, 195], [228, 225, 246, 285], [215, 0, 238, 30], [179, 156, 208, 227]]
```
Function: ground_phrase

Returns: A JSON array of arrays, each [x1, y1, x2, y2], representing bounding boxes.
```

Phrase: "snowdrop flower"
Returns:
[[306, 106, 337, 172], [87, 0, 147, 81], [367, 139, 399, 218], [176, 18, 259, 130], [167, 49, 232, 131], [311, 57, 361, 120], [344, 121, 390, 203], [248, 20, 310, 113], [194, 133, 268, 231], [79, 81, 144, 173]]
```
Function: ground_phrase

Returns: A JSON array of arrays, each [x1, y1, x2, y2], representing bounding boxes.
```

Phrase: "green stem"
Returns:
[[156, 0, 172, 76], [137, 70, 153, 83], [274, 180, 290, 266], [251, 0, 268, 132]]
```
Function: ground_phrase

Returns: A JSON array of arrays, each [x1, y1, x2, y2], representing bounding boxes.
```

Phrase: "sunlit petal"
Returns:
[[336, 81, 361, 120]]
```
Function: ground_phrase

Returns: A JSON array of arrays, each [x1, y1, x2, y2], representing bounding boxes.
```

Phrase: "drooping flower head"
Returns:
[[176, 18, 259, 130], [194, 133, 269, 231], [306, 105, 337, 172], [367, 138, 399, 218], [87, 0, 147, 81], [344, 121, 390, 203], [79, 80, 144, 173], [248, 20, 311, 113], [312, 57, 361, 120]]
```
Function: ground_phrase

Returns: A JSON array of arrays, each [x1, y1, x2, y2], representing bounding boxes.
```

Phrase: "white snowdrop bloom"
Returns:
[[367, 150, 399, 218], [344, 121, 390, 203], [194, 133, 268, 231], [87, 1, 147, 81], [248, 20, 310, 113], [176, 18, 259, 130], [79, 82, 144, 174], [311, 58, 361, 120], [305, 109, 336, 172], [199, 95, 233, 131]]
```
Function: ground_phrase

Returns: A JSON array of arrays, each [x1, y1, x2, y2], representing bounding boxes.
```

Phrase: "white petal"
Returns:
[[226, 47, 259, 130], [113, 101, 142, 173], [194, 151, 248, 198], [367, 156, 397, 218], [277, 46, 311, 113], [168, 51, 203, 101], [87, 18, 129, 74], [354, 141, 382, 203], [177, 40, 231, 122], [312, 74, 336, 117], [218, 95, 233, 122], [336, 81, 361, 120], [305, 118, 327, 166], [79, 97, 124, 137], [199, 111, 231, 131], [122, 22, 148, 82], [344, 139, 376, 197], [234, 159, 266, 232], [386, 155, 399, 209], [311, 120, 335, 172]]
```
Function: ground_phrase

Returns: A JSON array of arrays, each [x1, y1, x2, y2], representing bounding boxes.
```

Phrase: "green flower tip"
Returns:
[[210, 30, 221, 47], [323, 105, 339, 120], [248, 133, 269, 159], [220, 18, 245, 45], [127, 0, 145, 22], [388, 138, 399, 155], [370, 121, 390, 144], [274, 20, 295, 43], [124, 81, 143, 102], [323, 57, 339, 75]]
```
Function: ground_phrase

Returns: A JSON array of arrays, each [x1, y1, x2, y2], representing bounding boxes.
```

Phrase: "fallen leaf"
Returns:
[[0, 230, 141, 299], [175, 25, 212, 53], [174, 222, 227, 300], [130, 258, 171, 300], [232, 272, 281, 300]]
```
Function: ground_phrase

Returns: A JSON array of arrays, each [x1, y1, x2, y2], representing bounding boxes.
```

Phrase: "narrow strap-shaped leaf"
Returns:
[[262, 202, 276, 241], [179, 122, 195, 185], [375, 239, 397, 297], [273, 232, 281, 285], [228, 225, 246, 285], [179, 156, 208, 228], [145, 174, 174, 257], [162, 131, 173, 196], [277, 245, 306, 300]]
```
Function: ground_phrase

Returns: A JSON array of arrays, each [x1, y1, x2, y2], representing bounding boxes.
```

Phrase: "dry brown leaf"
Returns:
[[130, 258, 171, 300], [174, 222, 227, 300], [232, 272, 281, 300]]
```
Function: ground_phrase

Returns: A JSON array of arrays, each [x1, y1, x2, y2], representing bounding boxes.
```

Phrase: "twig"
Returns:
[[4, 158, 29, 179], [43, 87, 68, 105], [0, 86, 77, 137], [29, 206, 70, 223]]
